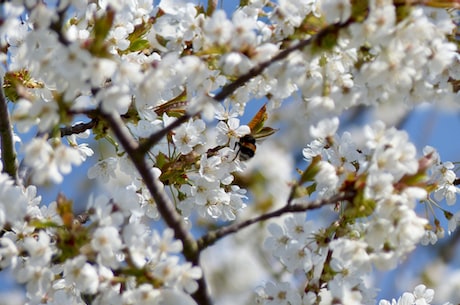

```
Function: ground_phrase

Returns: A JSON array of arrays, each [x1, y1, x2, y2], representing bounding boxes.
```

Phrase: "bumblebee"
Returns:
[[237, 134, 257, 161], [234, 104, 277, 161]]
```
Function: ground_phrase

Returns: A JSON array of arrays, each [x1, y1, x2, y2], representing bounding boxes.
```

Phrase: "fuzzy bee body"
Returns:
[[234, 104, 277, 161], [237, 134, 257, 161]]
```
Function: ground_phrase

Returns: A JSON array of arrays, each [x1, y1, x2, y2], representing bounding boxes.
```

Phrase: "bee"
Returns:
[[235, 104, 277, 161], [237, 134, 257, 161]]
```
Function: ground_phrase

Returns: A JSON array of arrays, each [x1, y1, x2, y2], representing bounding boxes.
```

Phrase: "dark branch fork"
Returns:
[[97, 27, 339, 305], [101, 110, 212, 304]]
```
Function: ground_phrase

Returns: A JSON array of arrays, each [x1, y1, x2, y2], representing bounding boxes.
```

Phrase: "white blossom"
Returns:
[[172, 118, 206, 155], [64, 255, 99, 294], [23, 230, 53, 267], [91, 226, 123, 268], [2, 2, 460, 305]]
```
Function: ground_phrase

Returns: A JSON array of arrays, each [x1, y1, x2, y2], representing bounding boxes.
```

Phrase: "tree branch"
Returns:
[[139, 23, 351, 155], [60, 119, 98, 137], [213, 19, 356, 103], [213, 37, 313, 102], [197, 191, 355, 250], [137, 112, 193, 155], [101, 110, 212, 305], [0, 78, 20, 184]]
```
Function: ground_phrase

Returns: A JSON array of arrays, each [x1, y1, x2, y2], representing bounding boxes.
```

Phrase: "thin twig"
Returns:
[[60, 119, 98, 137], [137, 112, 193, 155], [0, 78, 20, 184], [213, 37, 313, 102], [213, 19, 356, 103], [197, 192, 355, 251]]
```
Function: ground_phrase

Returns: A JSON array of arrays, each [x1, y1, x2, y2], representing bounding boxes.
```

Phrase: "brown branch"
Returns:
[[213, 36, 313, 102], [60, 119, 98, 137], [100, 110, 212, 305], [137, 112, 193, 155], [197, 191, 355, 251], [139, 23, 354, 155], [138, 33, 315, 155], [0, 78, 20, 184], [213, 19, 357, 103]]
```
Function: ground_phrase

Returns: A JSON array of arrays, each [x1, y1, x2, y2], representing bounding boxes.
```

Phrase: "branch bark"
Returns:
[[213, 37, 313, 102], [0, 79, 20, 184], [137, 112, 193, 155], [60, 119, 98, 137], [213, 19, 356, 103]]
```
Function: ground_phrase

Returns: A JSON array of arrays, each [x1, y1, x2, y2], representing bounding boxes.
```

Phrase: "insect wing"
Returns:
[[247, 104, 278, 140], [253, 126, 278, 140], [247, 104, 268, 134]]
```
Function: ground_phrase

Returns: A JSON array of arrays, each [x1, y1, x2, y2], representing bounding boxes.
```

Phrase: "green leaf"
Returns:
[[299, 155, 321, 185], [88, 8, 115, 57], [312, 24, 340, 53], [128, 39, 150, 52]]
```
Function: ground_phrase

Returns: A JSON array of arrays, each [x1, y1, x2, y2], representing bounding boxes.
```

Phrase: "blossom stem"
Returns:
[[0, 80, 20, 184], [197, 191, 355, 250]]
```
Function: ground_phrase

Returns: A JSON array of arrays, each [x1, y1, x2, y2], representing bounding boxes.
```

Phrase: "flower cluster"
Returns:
[[0, 190, 201, 305], [257, 118, 455, 303], [379, 285, 439, 305], [0, 0, 460, 304]]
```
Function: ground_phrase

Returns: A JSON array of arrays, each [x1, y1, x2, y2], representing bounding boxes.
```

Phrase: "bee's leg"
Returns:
[[231, 142, 241, 161]]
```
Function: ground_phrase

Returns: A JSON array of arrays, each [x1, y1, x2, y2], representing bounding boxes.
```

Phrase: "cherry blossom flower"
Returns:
[[172, 118, 206, 155], [315, 161, 339, 198], [2, 2, 460, 305], [264, 222, 290, 258], [14, 263, 54, 297], [87, 157, 119, 183], [23, 231, 53, 267], [258, 281, 302, 305], [23, 138, 82, 184], [379, 285, 436, 305], [63, 255, 99, 294], [0, 237, 18, 269], [123, 283, 161, 305], [320, 0, 351, 24], [158, 289, 198, 305], [0, 173, 29, 228], [152, 228, 183, 257], [216, 118, 250, 146], [176, 263, 203, 294], [91, 226, 123, 268]]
